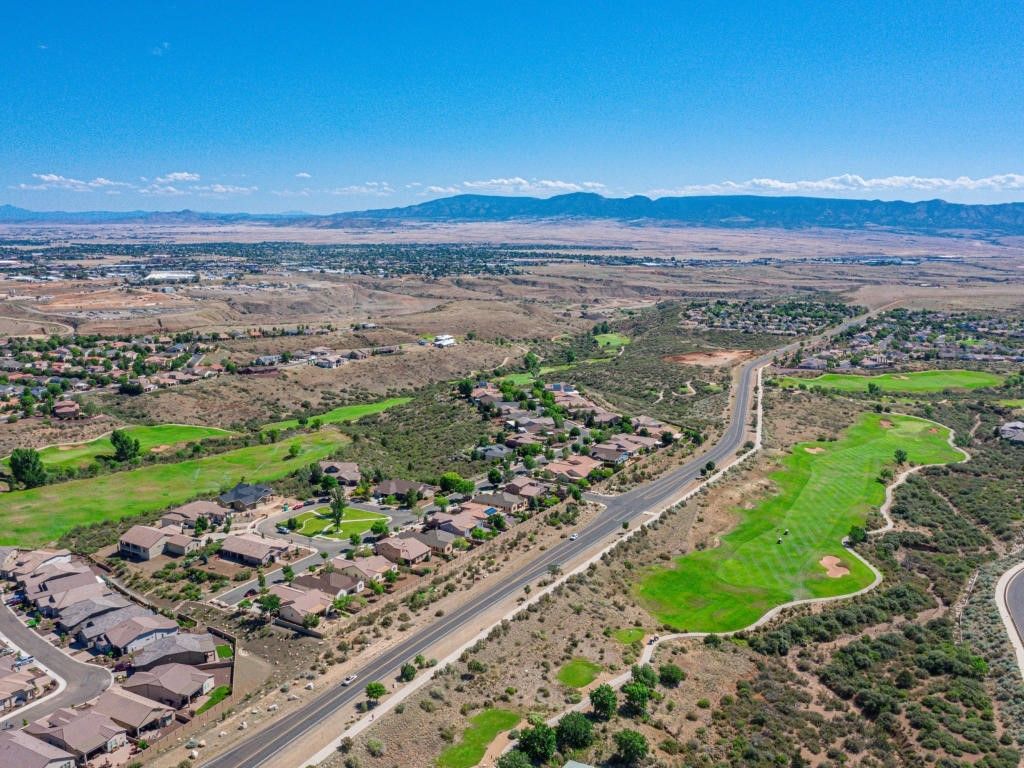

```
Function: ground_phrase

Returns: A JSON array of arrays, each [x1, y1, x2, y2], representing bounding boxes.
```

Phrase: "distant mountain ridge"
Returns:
[[4, 193, 1024, 234]]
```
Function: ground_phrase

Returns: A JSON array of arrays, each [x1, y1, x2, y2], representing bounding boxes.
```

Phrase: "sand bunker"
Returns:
[[928, 427, 939, 434], [804, 446, 825, 454], [879, 419, 894, 428], [663, 349, 751, 367], [820, 555, 850, 578]]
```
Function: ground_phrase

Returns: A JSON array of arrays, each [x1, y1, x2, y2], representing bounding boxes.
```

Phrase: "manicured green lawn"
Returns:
[[6, 424, 232, 471], [636, 412, 962, 633], [215, 644, 234, 659], [264, 397, 411, 431], [294, 508, 389, 539], [498, 372, 535, 386], [196, 685, 231, 714], [0, 430, 348, 547], [557, 658, 603, 688], [999, 399, 1024, 409], [595, 332, 630, 348], [436, 708, 521, 768], [612, 627, 645, 644], [777, 369, 1003, 393]]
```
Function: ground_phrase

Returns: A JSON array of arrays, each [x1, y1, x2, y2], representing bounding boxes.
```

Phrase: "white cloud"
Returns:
[[139, 184, 186, 196], [424, 185, 461, 195], [295, 171, 312, 179], [13, 173, 134, 192], [193, 184, 258, 196], [325, 181, 394, 196], [458, 177, 606, 195], [151, 42, 170, 56], [155, 171, 200, 183], [647, 173, 1024, 198]]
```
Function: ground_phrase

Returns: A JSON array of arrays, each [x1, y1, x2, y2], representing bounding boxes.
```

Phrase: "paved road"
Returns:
[[1005, 568, 1024, 648], [200, 350, 772, 768], [0, 602, 111, 727], [199, 309, 884, 768]]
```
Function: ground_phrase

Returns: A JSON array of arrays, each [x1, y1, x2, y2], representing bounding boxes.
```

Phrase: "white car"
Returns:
[[569, 533, 579, 541], [342, 674, 358, 686]]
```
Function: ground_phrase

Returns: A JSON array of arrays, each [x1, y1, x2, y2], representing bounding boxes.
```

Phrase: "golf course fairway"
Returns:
[[776, 369, 1002, 393], [636, 412, 962, 633]]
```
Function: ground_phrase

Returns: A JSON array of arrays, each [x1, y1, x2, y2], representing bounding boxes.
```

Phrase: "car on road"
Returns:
[[244, 588, 258, 598], [276, 525, 290, 534], [342, 674, 358, 686], [569, 533, 579, 541]]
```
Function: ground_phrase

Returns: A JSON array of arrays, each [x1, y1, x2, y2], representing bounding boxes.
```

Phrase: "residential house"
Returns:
[[51, 401, 81, 420], [160, 500, 228, 529], [375, 535, 430, 565], [75, 605, 152, 649], [471, 491, 527, 515], [0, 666, 47, 712], [545, 455, 602, 481], [292, 570, 364, 598], [100, 614, 178, 656], [218, 482, 273, 511], [479, 444, 512, 461], [0, 729, 76, 768], [122, 663, 214, 710], [130, 632, 218, 671], [318, 461, 361, 485], [4, 549, 72, 582], [372, 479, 435, 505], [591, 444, 630, 465], [504, 477, 547, 501], [427, 510, 479, 538], [334, 555, 397, 584], [219, 533, 290, 567], [118, 525, 169, 561], [163, 531, 201, 557], [90, 687, 174, 736], [268, 584, 333, 626], [25, 708, 127, 764], [56, 594, 132, 635], [411, 528, 457, 556], [32, 573, 106, 618]]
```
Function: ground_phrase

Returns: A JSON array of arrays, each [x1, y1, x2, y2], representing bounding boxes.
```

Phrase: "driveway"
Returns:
[[0, 602, 111, 727]]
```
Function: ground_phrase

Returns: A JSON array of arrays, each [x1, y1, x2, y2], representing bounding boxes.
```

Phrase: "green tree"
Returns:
[[847, 524, 868, 545], [614, 729, 649, 765], [590, 683, 617, 719], [399, 663, 417, 682], [302, 612, 320, 629], [329, 488, 347, 530], [621, 681, 650, 714], [364, 681, 387, 704], [287, 442, 301, 459], [518, 723, 556, 763], [894, 447, 908, 464], [496, 750, 532, 768], [867, 382, 882, 396], [631, 663, 657, 689], [9, 447, 47, 489], [487, 467, 503, 485], [370, 520, 390, 536], [256, 593, 281, 620], [658, 663, 685, 687], [110, 429, 141, 462], [555, 711, 593, 750], [439, 471, 474, 495], [281, 564, 294, 584]]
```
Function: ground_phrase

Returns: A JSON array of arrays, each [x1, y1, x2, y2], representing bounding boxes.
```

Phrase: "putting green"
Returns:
[[594, 332, 630, 349], [5, 424, 232, 471], [436, 708, 521, 768], [777, 369, 1002, 393], [612, 627, 645, 644], [264, 397, 410, 431], [636, 412, 962, 633], [557, 658, 603, 688], [0, 430, 348, 547]]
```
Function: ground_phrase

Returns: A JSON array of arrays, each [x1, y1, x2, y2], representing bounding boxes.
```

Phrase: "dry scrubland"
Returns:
[[329, 382, 1024, 768]]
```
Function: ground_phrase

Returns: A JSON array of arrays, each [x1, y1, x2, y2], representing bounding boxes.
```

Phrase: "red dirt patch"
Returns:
[[879, 419, 894, 428], [663, 349, 752, 367]]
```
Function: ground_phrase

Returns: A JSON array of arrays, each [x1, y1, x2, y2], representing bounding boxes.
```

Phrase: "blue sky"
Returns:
[[2, 1, 1023, 212]]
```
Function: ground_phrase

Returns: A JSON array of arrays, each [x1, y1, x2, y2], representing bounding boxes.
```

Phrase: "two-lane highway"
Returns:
[[200, 349, 772, 768]]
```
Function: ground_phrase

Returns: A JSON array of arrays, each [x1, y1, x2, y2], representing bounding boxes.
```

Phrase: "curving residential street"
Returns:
[[0, 602, 111, 727]]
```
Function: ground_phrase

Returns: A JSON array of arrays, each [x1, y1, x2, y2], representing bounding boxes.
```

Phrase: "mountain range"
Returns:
[[4, 193, 1024, 234]]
